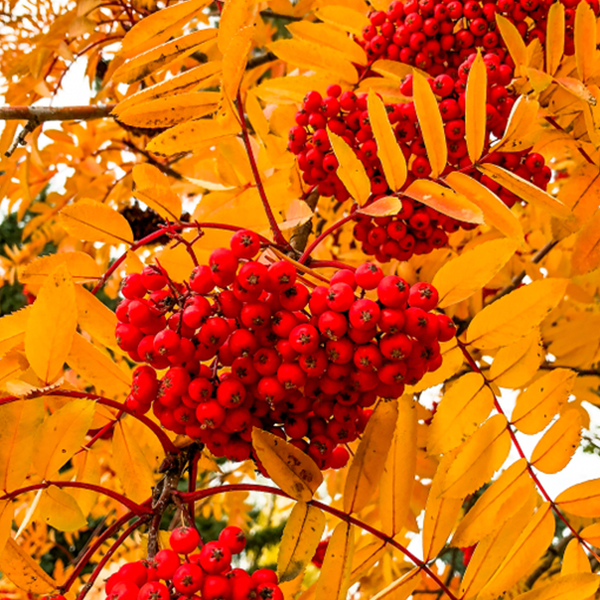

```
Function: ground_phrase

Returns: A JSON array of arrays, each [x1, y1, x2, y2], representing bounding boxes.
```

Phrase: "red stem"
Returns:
[[310, 260, 356, 272], [178, 484, 458, 600], [76, 517, 149, 600], [456, 339, 600, 563], [0, 391, 179, 455], [235, 92, 289, 248], [0, 481, 150, 515], [187, 450, 199, 528], [298, 213, 356, 264], [60, 511, 135, 592]]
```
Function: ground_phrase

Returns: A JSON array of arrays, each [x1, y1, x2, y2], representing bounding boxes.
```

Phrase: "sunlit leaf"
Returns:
[[315, 522, 354, 600], [344, 398, 397, 514], [277, 502, 325, 583], [489, 328, 544, 388], [546, 2, 565, 75], [496, 13, 527, 69], [465, 51, 487, 163], [60, 199, 134, 245], [20, 252, 101, 286], [327, 130, 371, 206], [466, 278, 569, 349], [412, 71, 447, 177], [357, 196, 402, 217], [432, 238, 518, 308], [24, 263, 77, 383], [511, 368, 576, 434], [252, 428, 323, 502], [37, 486, 86, 532], [575, 0, 596, 82], [0, 539, 57, 594], [132, 163, 182, 222], [367, 91, 406, 192], [556, 478, 600, 517]]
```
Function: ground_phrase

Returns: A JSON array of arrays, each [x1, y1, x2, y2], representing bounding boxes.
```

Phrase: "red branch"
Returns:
[[0, 391, 179, 455], [235, 92, 289, 248], [0, 482, 150, 515], [298, 213, 356, 264], [76, 516, 150, 600], [178, 484, 458, 600], [60, 511, 136, 593], [457, 340, 600, 563]]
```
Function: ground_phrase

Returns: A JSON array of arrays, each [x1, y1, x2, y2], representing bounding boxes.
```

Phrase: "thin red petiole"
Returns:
[[298, 213, 356, 264], [457, 339, 600, 563]]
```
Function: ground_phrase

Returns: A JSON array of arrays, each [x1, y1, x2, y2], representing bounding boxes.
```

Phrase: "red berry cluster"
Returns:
[[115, 231, 455, 468], [104, 526, 284, 600]]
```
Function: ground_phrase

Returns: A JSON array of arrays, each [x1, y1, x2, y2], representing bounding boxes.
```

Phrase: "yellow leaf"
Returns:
[[132, 163, 182, 222], [466, 278, 569, 349], [546, 2, 565, 76], [460, 494, 537, 598], [24, 263, 77, 383], [0, 351, 28, 391], [223, 26, 255, 100], [327, 129, 371, 206], [427, 373, 494, 456], [511, 368, 576, 434], [32, 398, 95, 479], [67, 333, 131, 397], [367, 91, 406, 192], [60, 199, 134, 245], [0, 501, 14, 557], [489, 328, 544, 388], [422, 448, 464, 560], [531, 409, 582, 474], [349, 541, 385, 582], [572, 208, 600, 275], [269, 39, 358, 84], [412, 71, 447, 177], [218, 0, 257, 54], [432, 238, 518, 308], [112, 62, 222, 116], [441, 414, 511, 498], [477, 503, 555, 600], [313, 6, 370, 36], [37, 486, 86, 532], [452, 459, 535, 547], [556, 77, 597, 104], [580, 522, 600, 547], [119, 0, 212, 58], [71, 446, 102, 515], [465, 52, 487, 163], [513, 574, 599, 600], [369, 568, 420, 600], [370, 60, 416, 83], [444, 172, 524, 242], [0, 307, 31, 357], [556, 478, 600, 517], [496, 13, 527, 68], [315, 522, 354, 600], [0, 538, 57, 594], [287, 22, 367, 66], [74, 285, 119, 351], [561, 540, 591, 575], [113, 420, 155, 504], [277, 502, 326, 583], [357, 196, 402, 217], [575, 0, 596, 81], [404, 179, 483, 224], [252, 428, 323, 502], [492, 96, 540, 154], [343, 398, 398, 514], [146, 113, 240, 156], [20, 252, 101, 286], [477, 163, 570, 219], [410, 338, 465, 393], [0, 398, 45, 492], [117, 92, 220, 128], [379, 396, 417, 536], [113, 29, 217, 84]]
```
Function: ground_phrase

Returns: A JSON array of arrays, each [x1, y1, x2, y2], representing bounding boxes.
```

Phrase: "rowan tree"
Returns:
[[0, 0, 599, 598]]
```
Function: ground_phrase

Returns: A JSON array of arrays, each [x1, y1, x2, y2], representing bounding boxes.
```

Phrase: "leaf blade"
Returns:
[[465, 52, 487, 163]]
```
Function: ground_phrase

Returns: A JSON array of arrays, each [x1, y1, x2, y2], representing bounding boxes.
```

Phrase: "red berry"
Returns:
[[170, 525, 201, 554], [199, 541, 232, 574]]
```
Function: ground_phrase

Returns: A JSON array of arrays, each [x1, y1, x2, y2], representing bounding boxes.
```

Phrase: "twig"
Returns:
[[235, 91, 289, 247]]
